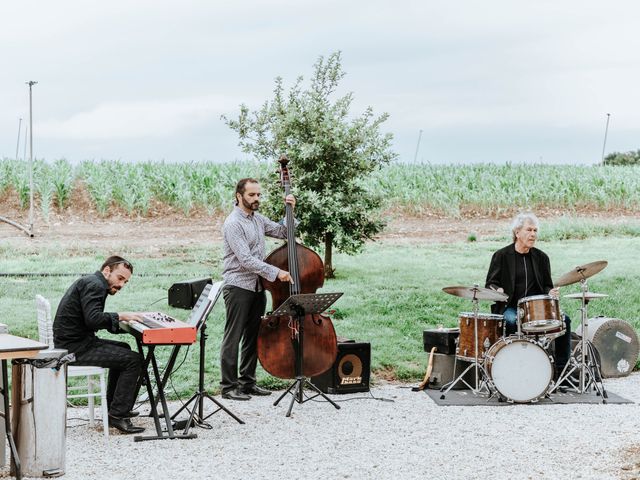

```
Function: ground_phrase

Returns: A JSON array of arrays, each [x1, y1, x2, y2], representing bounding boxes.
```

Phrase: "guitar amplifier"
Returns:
[[168, 278, 213, 309], [427, 353, 476, 389], [423, 328, 459, 355], [311, 341, 370, 394]]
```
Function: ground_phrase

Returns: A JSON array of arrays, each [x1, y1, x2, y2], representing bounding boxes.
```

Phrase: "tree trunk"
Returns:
[[324, 232, 335, 279]]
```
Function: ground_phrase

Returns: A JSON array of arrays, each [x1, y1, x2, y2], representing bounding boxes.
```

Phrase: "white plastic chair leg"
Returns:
[[100, 371, 109, 438], [88, 377, 95, 427]]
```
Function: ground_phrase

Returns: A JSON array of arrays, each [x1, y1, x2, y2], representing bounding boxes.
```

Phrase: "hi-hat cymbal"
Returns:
[[554, 260, 608, 287], [563, 292, 609, 300], [442, 285, 508, 302]]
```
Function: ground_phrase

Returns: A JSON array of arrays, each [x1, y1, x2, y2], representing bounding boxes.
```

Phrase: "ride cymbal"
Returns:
[[442, 285, 508, 302], [554, 260, 608, 287]]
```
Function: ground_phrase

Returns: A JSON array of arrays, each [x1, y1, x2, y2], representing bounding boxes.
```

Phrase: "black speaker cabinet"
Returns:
[[311, 341, 370, 394], [168, 278, 213, 309], [423, 328, 459, 355]]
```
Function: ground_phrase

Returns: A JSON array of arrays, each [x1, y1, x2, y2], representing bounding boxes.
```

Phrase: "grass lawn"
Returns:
[[1, 231, 638, 397]]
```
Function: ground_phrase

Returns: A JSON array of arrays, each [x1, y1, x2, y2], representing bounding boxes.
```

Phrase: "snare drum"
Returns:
[[457, 312, 504, 361], [517, 295, 564, 336], [484, 335, 554, 403]]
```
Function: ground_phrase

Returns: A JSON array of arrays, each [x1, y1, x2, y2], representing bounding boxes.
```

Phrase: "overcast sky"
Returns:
[[1, 1, 639, 165]]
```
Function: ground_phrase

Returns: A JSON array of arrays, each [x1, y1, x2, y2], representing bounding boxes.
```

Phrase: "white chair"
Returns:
[[36, 295, 109, 438]]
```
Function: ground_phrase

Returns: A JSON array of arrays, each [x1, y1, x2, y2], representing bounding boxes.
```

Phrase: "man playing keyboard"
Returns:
[[53, 256, 145, 434]]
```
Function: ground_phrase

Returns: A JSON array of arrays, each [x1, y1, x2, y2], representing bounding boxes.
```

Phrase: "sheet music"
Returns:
[[186, 281, 224, 329]]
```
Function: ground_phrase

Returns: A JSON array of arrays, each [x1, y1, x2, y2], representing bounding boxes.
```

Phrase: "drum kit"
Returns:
[[439, 260, 609, 404]]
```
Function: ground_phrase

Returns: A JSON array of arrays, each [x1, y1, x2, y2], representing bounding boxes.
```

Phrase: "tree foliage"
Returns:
[[223, 51, 397, 276], [602, 149, 640, 166]]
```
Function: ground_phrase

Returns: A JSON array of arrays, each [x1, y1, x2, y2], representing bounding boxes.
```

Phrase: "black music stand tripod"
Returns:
[[170, 319, 244, 434], [272, 292, 343, 417]]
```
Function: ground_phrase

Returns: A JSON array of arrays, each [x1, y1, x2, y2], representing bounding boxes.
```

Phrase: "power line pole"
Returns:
[[23, 123, 28, 161], [27, 80, 37, 236], [15, 118, 22, 160], [413, 129, 423, 163], [600, 113, 610, 165]]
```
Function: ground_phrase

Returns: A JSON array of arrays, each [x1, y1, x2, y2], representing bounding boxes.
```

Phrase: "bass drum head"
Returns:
[[577, 317, 640, 378], [487, 337, 553, 403]]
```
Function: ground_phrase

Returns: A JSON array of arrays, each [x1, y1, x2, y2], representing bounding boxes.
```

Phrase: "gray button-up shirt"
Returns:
[[222, 206, 288, 291]]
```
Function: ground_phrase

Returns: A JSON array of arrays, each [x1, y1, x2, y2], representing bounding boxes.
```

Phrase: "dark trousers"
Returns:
[[220, 285, 266, 393], [553, 315, 572, 370], [73, 338, 143, 418]]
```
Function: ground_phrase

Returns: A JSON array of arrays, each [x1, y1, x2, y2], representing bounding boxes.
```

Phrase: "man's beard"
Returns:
[[242, 197, 260, 211]]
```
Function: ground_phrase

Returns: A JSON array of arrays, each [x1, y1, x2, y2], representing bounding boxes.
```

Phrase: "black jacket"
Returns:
[[53, 271, 121, 354], [485, 243, 554, 314]]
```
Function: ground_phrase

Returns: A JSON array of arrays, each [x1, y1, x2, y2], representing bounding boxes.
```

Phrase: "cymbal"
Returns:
[[554, 260, 608, 287], [442, 286, 508, 302], [563, 292, 609, 300]]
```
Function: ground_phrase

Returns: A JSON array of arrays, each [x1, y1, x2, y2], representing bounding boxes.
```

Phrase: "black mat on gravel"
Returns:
[[424, 388, 632, 406]]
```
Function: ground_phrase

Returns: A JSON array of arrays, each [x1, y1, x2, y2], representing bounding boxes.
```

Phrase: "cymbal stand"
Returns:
[[440, 291, 494, 399], [551, 278, 607, 402]]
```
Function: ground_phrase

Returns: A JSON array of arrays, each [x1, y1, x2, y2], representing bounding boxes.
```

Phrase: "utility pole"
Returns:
[[601, 113, 610, 165], [27, 81, 37, 236], [15, 118, 22, 160], [413, 129, 423, 163], [23, 123, 28, 161]]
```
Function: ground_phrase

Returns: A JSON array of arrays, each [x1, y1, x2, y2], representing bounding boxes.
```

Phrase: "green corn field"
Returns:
[[1, 158, 639, 218]]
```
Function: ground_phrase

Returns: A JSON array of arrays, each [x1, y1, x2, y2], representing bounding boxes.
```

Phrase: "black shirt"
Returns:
[[53, 271, 121, 354], [510, 252, 542, 308], [485, 243, 554, 315]]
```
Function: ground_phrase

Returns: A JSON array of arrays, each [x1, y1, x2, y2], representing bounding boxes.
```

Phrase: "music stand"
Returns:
[[169, 281, 245, 433], [271, 292, 343, 417]]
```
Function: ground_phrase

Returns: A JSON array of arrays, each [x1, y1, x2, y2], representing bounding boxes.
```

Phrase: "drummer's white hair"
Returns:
[[511, 212, 539, 242]]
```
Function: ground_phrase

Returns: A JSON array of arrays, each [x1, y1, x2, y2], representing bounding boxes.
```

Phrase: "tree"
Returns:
[[602, 149, 640, 166], [223, 51, 397, 278]]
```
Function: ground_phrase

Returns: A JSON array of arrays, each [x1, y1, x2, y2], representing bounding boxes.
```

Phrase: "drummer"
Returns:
[[485, 212, 571, 376]]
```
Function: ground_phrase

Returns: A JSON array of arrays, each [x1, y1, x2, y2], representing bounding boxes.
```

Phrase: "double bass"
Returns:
[[257, 156, 338, 379]]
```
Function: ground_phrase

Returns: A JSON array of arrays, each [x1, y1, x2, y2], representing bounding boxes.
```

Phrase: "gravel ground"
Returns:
[[2, 374, 639, 480]]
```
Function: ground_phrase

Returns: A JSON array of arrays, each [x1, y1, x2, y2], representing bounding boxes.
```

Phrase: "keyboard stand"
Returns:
[[133, 339, 196, 442]]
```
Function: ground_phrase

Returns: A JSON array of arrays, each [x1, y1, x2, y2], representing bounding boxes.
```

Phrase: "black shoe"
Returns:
[[108, 415, 145, 434], [221, 388, 251, 401], [123, 410, 140, 418], [241, 385, 272, 396]]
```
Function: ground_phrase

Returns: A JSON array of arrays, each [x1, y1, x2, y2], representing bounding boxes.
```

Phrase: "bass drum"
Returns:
[[576, 317, 639, 378], [485, 336, 553, 403]]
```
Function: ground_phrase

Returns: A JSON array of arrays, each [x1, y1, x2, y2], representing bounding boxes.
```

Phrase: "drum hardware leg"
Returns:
[[549, 278, 608, 402], [550, 338, 607, 401], [483, 375, 501, 402], [439, 359, 494, 399], [439, 360, 477, 399], [471, 293, 483, 390]]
